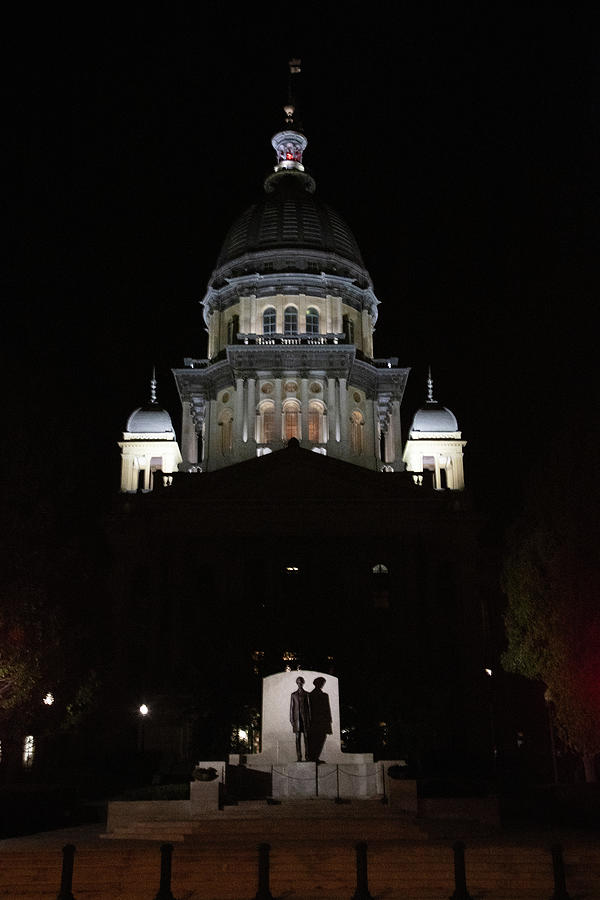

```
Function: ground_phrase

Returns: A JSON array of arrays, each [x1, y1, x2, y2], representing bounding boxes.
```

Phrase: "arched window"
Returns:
[[257, 400, 275, 443], [219, 409, 233, 455], [283, 398, 301, 440], [350, 410, 364, 455], [227, 314, 239, 344], [284, 306, 298, 335], [306, 307, 319, 335], [263, 307, 276, 335], [343, 314, 354, 344], [308, 399, 325, 443], [372, 563, 389, 575]]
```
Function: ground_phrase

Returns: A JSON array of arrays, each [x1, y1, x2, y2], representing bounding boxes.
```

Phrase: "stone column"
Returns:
[[247, 377, 256, 446], [182, 401, 198, 464], [391, 400, 402, 465], [274, 378, 283, 443], [338, 377, 348, 447], [327, 377, 338, 445], [300, 378, 309, 444], [235, 378, 244, 448]]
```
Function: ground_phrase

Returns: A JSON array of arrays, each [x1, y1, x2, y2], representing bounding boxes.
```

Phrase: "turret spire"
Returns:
[[426, 366, 436, 403], [150, 367, 158, 405]]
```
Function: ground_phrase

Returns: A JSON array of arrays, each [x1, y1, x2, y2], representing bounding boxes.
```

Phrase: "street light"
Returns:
[[139, 703, 149, 752]]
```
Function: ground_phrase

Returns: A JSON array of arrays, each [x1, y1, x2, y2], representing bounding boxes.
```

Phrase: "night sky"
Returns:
[[20, 7, 598, 531]]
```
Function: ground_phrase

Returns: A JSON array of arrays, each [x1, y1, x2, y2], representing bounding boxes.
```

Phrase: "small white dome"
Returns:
[[126, 404, 175, 434], [410, 402, 458, 433]]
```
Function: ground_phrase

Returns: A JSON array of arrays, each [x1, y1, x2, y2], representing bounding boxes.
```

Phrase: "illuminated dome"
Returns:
[[214, 172, 366, 275], [409, 370, 459, 434], [410, 403, 459, 433], [126, 405, 175, 435], [125, 371, 176, 435]]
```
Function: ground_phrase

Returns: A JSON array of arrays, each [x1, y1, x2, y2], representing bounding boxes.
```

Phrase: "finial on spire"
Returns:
[[427, 366, 435, 403], [150, 367, 158, 405], [283, 59, 301, 126]]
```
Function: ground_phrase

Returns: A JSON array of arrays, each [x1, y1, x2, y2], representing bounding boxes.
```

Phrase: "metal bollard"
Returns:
[[550, 844, 572, 900], [154, 843, 175, 900], [450, 841, 473, 900], [351, 840, 373, 900], [56, 843, 76, 900], [254, 841, 274, 900]]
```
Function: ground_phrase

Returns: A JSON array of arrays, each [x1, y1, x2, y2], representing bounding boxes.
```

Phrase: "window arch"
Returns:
[[308, 399, 325, 443], [306, 307, 319, 335], [343, 314, 355, 344], [284, 306, 298, 335], [350, 410, 364, 455], [257, 400, 275, 443], [218, 409, 233, 455], [263, 307, 276, 335], [227, 314, 239, 344], [283, 398, 301, 440]]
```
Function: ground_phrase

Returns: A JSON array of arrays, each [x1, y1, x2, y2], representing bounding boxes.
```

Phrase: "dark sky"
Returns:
[[20, 7, 598, 527]]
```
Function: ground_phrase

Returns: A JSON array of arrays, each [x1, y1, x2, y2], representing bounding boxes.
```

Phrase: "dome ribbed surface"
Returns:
[[216, 174, 364, 268], [411, 403, 459, 433], [126, 405, 175, 434]]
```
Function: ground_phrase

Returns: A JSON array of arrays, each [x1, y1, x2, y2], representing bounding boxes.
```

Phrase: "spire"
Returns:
[[426, 366, 436, 403], [265, 59, 315, 194], [150, 367, 158, 405], [271, 58, 307, 173], [283, 58, 302, 127]]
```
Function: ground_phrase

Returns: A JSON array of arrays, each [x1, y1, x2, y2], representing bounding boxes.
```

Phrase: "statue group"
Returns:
[[289, 676, 332, 763]]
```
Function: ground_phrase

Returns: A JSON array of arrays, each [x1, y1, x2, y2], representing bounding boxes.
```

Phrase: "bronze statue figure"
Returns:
[[289, 676, 311, 761]]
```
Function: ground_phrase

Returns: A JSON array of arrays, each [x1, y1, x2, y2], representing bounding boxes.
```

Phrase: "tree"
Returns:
[[502, 443, 600, 782]]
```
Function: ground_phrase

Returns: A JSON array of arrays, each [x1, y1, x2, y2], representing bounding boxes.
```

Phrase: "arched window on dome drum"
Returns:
[[343, 314, 354, 344], [284, 306, 298, 336], [308, 399, 325, 443], [219, 409, 233, 455], [306, 307, 319, 335], [283, 399, 301, 441], [257, 400, 275, 444], [227, 315, 239, 345], [263, 307, 276, 335], [350, 410, 364, 455]]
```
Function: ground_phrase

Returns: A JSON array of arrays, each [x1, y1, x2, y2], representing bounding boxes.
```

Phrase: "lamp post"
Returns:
[[544, 690, 559, 784], [139, 703, 149, 752], [484, 667, 497, 779]]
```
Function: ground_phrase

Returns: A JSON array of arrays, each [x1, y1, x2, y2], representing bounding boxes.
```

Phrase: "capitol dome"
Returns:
[[126, 404, 176, 435], [214, 172, 366, 278]]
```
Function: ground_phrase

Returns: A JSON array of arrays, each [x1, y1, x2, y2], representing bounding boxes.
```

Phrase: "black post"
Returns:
[[351, 840, 373, 900], [154, 843, 175, 900], [550, 844, 572, 900], [255, 842, 274, 900], [56, 844, 76, 900], [450, 841, 473, 900]]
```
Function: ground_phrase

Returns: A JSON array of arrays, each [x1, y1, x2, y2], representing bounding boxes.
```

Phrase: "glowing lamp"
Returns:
[[43, 692, 55, 706], [139, 704, 149, 716]]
